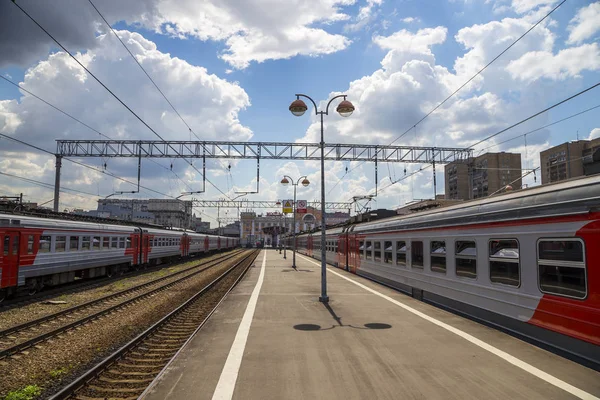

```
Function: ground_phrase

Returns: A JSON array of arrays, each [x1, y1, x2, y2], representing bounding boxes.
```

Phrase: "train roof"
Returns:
[[0, 213, 230, 239], [351, 175, 600, 234], [0, 212, 137, 233]]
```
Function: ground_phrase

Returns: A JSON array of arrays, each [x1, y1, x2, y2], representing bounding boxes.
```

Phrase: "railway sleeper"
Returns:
[[98, 376, 154, 384], [116, 363, 163, 370], [126, 355, 171, 363], [136, 346, 179, 353], [108, 369, 158, 376], [86, 385, 146, 393], [75, 396, 138, 400]]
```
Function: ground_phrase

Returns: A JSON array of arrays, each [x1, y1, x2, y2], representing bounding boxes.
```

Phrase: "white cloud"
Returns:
[[344, 0, 384, 33], [402, 17, 420, 23], [510, 0, 559, 14], [0, 0, 354, 70], [589, 128, 600, 140], [567, 2, 600, 44], [374, 26, 447, 52], [0, 30, 252, 206], [506, 43, 600, 81]]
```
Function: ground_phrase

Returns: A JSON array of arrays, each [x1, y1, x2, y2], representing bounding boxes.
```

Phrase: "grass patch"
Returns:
[[48, 366, 70, 379], [3, 385, 42, 400]]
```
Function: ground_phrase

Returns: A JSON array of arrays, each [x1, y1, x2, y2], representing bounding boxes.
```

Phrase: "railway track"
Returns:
[[0, 250, 240, 311], [0, 249, 246, 359], [49, 249, 259, 400]]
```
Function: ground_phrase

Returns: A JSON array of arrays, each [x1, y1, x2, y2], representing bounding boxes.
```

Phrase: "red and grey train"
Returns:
[[0, 214, 238, 301], [291, 175, 600, 367]]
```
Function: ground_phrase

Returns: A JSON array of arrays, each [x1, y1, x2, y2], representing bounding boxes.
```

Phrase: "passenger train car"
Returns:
[[0, 214, 238, 301], [292, 176, 600, 367]]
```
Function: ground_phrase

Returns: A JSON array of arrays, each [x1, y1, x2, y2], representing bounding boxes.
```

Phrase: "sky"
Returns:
[[0, 0, 599, 226]]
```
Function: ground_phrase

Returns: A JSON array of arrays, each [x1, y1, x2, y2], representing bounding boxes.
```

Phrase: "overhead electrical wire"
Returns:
[[11, 0, 231, 200], [0, 170, 102, 199], [87, 0, 203, 142], [477, 103, 600, 154], [470, 82, 600, 149], [0, 132, 172, 198], [0, 75, 194, 192], [341, 0, 567, 188]]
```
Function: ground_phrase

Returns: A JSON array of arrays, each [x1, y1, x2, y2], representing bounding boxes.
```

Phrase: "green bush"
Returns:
[[4, 385, 42, 400]]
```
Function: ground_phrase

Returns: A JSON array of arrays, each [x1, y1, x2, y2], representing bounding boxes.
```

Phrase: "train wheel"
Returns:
[[27, 279, 40, 296], [0, 289, 6, 304]]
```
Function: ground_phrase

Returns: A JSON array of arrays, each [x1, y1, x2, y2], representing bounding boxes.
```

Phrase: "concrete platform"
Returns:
[[141, 250, 600, 400]]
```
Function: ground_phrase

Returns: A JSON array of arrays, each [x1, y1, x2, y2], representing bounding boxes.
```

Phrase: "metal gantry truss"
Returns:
[[52, 139, 473, 211], [193, 199, 352, 210], [56, 140, 472, 163]]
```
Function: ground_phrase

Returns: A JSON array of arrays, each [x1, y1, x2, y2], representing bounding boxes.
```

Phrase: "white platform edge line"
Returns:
[[298, 254, 599, 400], [211, 251, 267, 400]]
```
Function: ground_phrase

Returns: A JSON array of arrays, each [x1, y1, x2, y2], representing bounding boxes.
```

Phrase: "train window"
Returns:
[[102, 237, 110, 250], [82, 236, 91, 250], [3, 236, 8, 256], [374, 242, 382, 262], [27, 235, 34, 255], [92, 237, 101, 250], [538, 239, 586, 299], [489, 239, 520, 286], [456, 241, 477, 278], [69, 236, 79, 251], [55, 236, 66, 252], [126, 238, 132, 249], [359, 241, 365, 259], [384, 241, 392, 264], [12, 236, 19, 255], [411, 241, 424, 268], [366, 241, 372, 259], [119, 238, 126, 249], [396, 241, 406, 266], [39, 235, 51, 253], [430, 241, 446, 273]]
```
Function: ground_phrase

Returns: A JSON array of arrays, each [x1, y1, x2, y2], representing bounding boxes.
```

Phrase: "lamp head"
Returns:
[[301, 178, 310, 187], [280, 177, 290, 185], [289, 99, 308, 117], [336, 99, 355, 117]]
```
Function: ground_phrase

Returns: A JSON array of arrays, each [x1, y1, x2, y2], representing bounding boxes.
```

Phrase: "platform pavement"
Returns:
[[141, 249, 600, 400]]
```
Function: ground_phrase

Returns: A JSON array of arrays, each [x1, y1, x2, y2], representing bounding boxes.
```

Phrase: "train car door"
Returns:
[[1, 231, 19, 288], [347, 234, 360, 274], [337, 234, 347, 270], [132, 234, 140, 266], [204, 236, 209, 252], [143, 235, 150, 264]]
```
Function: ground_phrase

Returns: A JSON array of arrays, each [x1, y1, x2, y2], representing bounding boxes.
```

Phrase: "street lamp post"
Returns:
[[281, 175, 310, 269], [289, 94, 354, 303]]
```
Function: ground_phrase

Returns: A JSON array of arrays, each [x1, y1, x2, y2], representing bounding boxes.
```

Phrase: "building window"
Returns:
[[456, 240, 477, 278], [374, 241, 381, 262], [538, 239, 586, 299], [430, 241, 446, 273], [396, 241, 406, 266], [489, 239, 520, 286], [40, 236, 51, 253], [411, 241, 424, 268], [384, 241, 392, 264]]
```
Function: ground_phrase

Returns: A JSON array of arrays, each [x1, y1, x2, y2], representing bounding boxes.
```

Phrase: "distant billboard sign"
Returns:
[[297, 200, 307, 214], [282, 200, 293, 214]]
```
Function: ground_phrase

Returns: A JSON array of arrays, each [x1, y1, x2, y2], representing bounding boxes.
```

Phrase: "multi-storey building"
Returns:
[[540, 138, 600, 184], [444, 152, 522, 200], [240, 207, 350, 246]]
